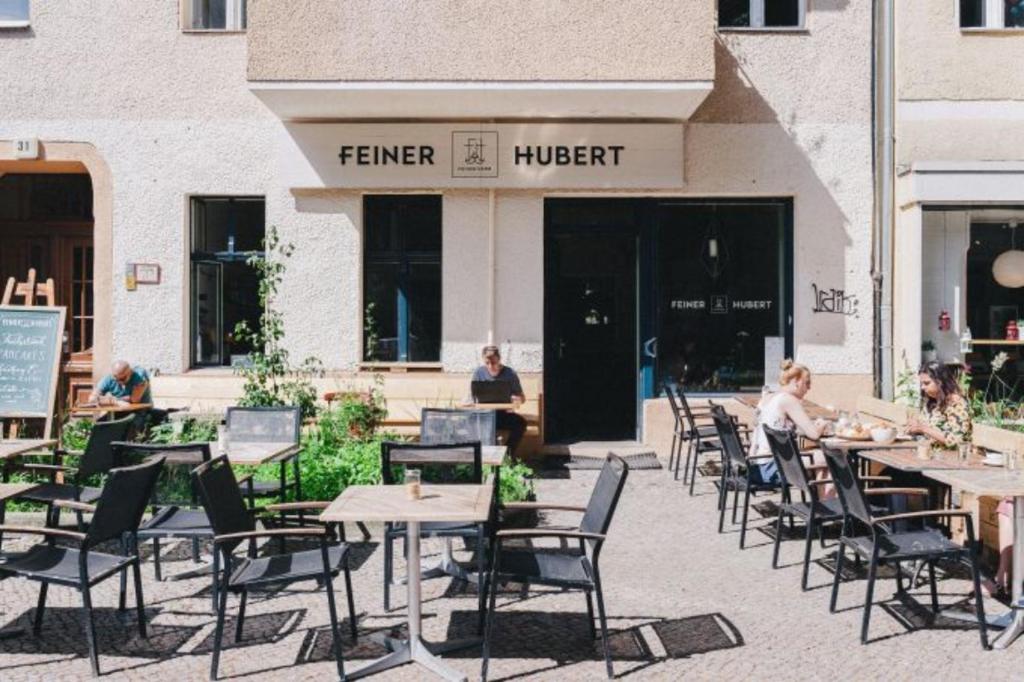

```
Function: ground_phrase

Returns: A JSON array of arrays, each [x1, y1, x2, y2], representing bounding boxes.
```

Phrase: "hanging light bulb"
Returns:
[[994, 222, 1024, 288]]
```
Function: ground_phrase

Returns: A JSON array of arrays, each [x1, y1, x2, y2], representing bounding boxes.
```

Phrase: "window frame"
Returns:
[[0, 0, 29, 28], [188, 195, 265, 369], [960, 0, 1024, 30], [717, 0, 807, 31], [362, 194, 443, 365], [180, 0, 247, 33]]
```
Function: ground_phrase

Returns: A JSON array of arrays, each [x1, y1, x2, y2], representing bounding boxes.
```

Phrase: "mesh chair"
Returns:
[[763, 426, 847, 590], [420, 408, 497, 446], [11, 415, 135, 535], [664, 379, 720, 490], [0, 456, 165, 677], [481, 454, 629, 681], [822, 446, 989, 648], [193, 455, 357, 680], [226, 406, 302, 532], [710, 404, 780, 548], [380, 441, 485, 614]]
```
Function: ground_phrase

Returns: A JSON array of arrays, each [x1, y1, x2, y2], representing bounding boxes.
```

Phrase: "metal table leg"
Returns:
[[992, 496, 1024, 649], [346, 520, 476, 681]]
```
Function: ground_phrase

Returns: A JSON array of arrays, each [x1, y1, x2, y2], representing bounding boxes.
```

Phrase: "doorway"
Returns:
[[544, 200, 640, 442]]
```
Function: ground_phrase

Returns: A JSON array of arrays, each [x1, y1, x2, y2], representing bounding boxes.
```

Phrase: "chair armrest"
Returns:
[[235, 472, 254, 485], [747, 455, 774, 462], [496, 529, 606, 541], [805, 463, 828, 471], [809, 479, 834, 487], [52, 499, 97, 513], [500, 502, 587, 513], [860, 475, 892, 482], [0, 524, 86, 542], [214, 527, 325, 544], [864, 487, 930, 497], [265, 501, 330, 512], [19, 463, 76, 473], [872, 509, 971, 526], [56, 449, 84, 458]]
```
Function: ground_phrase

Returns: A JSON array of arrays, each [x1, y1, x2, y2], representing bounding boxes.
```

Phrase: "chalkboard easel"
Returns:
[[0, 305, 66, 439]]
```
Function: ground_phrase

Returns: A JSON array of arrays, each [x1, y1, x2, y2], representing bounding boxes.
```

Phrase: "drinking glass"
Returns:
[[406, 468, 422, 500], [958, 442, 971, 463], [916, 439, 932, 461], [216, 425, 230, 455]]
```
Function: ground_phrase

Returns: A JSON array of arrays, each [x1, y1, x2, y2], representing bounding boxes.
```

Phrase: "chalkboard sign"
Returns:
[[0, 306, 66, 422]]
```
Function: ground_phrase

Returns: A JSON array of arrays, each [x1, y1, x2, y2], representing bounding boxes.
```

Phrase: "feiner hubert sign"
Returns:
[[278, 123, 684, 189]]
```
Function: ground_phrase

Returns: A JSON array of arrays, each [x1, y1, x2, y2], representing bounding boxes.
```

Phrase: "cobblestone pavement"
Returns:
[[1, 458, 1019, 680]]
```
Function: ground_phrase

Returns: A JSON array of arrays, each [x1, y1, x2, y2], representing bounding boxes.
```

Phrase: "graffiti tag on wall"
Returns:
[[811, 284, 858, 317]]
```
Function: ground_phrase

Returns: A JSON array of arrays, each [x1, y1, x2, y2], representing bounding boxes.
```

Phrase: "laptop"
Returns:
[[471, 380, 514, 404]]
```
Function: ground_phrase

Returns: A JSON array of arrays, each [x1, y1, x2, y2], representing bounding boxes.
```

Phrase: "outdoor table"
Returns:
[[733, 395, 837, 421], [320, 481, 493, 681], [819, 437, 918, 453], [851, 445, 989, 472], [70, 402, 152, 418], [923, 467, 1024, 650], [0, 482, 40, 640], [0, 439, 57, 464]]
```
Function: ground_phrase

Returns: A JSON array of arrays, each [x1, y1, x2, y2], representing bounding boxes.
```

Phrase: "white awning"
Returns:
[[250, 80, 713, 121]]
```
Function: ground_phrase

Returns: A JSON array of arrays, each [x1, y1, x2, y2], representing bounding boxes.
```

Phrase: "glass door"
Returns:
[[192, 261, 223, 366]]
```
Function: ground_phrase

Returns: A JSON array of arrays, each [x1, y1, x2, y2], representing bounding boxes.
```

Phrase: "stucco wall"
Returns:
[[246, 0, 715, 82], [897, 1, 1024, 102]]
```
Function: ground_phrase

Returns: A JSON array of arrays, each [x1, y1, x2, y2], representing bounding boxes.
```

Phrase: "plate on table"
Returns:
[[983, 453, 1006, 467], [835, 430, 872, 442]]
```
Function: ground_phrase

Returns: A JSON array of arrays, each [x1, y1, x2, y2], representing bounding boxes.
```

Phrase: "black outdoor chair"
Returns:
[[665, 381, 722, 494], [193, 455, 357, 680], [420, 408, 497, 446], [763, 425, 848, 590], [380, 441, 486, 615], [822, 446, 989, 648], [0, 456, 165, 677], [114, 442, 254, 613], [709, 404, 780, 548], [663, 379, 718, 484], [481, 453, 629, 681], [10, 415, 135, 537], [225, 405, 302, 502]]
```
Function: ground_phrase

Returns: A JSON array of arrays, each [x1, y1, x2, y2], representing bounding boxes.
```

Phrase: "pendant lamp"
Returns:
[[993, 222, 1024, 289]]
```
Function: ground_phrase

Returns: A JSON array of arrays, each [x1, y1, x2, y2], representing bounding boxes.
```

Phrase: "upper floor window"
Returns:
[[719, 0, 805, 29], [183, 0, 247, 31], [0, 0, 29, 28], [961, 0, 1024, 29]]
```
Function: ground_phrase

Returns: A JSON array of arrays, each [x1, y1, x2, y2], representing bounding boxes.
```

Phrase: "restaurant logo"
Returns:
[[452, 131, 499, 178], [710, 295, 729, 315]]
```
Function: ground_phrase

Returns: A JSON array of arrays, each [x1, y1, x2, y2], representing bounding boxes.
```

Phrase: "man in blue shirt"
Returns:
[[90, 360, 152, 406], [472, 345, 527, 456]]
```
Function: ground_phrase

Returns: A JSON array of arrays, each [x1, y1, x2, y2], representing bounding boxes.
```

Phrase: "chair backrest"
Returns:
[[192, 455, 256, 555], [78, 415, 136, 480], [709, 403, 747, 470], [762, 425, 814, 498], [822, 446, 874, 526], [380, 441, 483, 485], [663, 379, 683, 424], [579, 454, 629, 546], [420, 408, 496, 446], [85, 456, 165, 548], [225, 406, 301, 444]]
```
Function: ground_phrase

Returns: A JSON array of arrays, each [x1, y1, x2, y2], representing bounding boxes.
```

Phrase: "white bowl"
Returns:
[[985, 452, 1006, 466], [870, 427, 896, 444]]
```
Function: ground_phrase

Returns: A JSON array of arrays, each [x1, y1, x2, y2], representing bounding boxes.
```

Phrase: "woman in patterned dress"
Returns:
[[905, 361, 971, 448]]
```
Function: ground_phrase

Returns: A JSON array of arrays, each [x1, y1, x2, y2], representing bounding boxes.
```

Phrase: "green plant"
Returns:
[[894, 365, 919, 408], [233, 226, 324, 420], [61, 418, 94, 450], [921, 340, 936, 352], [493, 461, 535, 502], [363, 301, 380, 361], [147, 416, 218, 445]]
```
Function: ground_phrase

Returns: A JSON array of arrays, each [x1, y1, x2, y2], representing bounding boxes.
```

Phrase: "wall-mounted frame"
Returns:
[[133, 263, 161, 284]]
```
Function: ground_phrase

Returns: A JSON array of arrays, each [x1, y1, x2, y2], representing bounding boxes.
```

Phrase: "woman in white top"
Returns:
[[749, 360, 829, 487]]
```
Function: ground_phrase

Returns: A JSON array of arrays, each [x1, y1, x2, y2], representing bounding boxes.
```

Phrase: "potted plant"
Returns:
[[921, 340, 937, 363]]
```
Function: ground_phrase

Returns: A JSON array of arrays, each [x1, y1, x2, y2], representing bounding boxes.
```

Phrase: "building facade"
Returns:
[[1, 1, 876, 452], [894, 1, 1024, 399]]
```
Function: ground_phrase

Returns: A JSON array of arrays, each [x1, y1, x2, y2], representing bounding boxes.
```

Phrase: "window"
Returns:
[[961, 0, 1024, 28], [719, 0, 804, 29], [363, 195, 442, 363], [0, 0, 28, 28], [183, 0, 246, 31], [189, 197, 264, 367]]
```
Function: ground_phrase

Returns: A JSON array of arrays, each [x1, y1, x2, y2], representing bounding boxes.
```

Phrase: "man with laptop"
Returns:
[[471, 344, 527, 456]]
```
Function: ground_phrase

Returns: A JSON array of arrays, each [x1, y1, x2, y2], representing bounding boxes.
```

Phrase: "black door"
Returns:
[[545, 200, 639, 442]]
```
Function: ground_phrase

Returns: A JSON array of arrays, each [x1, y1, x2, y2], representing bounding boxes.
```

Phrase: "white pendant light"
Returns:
[[993, 222, 1024, 288]]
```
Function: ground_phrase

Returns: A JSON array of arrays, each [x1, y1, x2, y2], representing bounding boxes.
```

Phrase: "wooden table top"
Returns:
[[72, 402, 152, 416], [820, 437, 919, 452], [0, 482, 38, 502], [924, 468, 1024, 497], [856, 447, 990, 473], [0, 439, 56, 460], [224, 441, 300, 466], [320, 482, 494, 524]]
